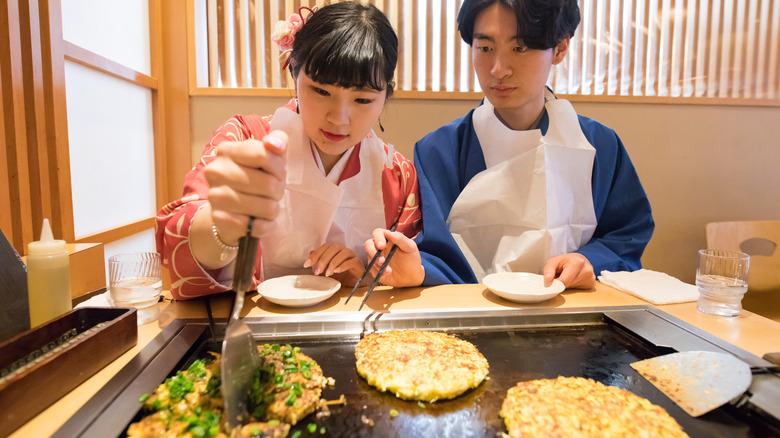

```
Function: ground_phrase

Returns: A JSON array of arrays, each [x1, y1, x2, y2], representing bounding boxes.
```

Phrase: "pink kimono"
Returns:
[[156, 102, 421, 300]]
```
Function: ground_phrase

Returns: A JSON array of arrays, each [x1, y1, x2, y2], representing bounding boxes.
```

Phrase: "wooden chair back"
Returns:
[[705, 221, 780, 292]]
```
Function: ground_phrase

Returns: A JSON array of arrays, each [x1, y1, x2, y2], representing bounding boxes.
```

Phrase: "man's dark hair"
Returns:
[[457, 0, 580, 50], [290, 1, 397, 97]]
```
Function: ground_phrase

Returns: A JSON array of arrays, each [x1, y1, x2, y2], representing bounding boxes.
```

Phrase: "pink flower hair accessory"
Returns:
[[271, 6, 317, 69]]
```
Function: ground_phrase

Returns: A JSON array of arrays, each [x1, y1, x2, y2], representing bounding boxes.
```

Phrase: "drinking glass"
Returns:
[[696, 249, 750, 317], [109, 252, 163, 324]]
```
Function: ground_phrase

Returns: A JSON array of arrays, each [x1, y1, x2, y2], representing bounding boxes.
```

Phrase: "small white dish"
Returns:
[[257, 275, 341, 307], [482, 272, 565, 303]]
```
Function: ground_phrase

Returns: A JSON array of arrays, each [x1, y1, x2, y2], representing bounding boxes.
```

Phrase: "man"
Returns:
[[395, 0, 653, 289]]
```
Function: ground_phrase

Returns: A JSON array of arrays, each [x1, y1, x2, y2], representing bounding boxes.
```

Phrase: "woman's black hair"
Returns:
[[457, 0, 580, 50], [290, 2, 397, 97]]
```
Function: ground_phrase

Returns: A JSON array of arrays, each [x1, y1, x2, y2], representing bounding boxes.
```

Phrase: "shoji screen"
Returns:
[[194, 0, 780, 103], [60, 0, 158, 270]]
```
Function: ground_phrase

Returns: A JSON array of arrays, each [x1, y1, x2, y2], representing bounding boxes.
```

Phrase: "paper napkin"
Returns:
[[74, 290, 112, 308], [598, 269, 699, 305]]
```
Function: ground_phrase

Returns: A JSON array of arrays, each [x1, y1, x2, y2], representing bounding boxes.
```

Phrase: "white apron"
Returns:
[[261, 106, 391, 279], [447, 89, 598, 281]]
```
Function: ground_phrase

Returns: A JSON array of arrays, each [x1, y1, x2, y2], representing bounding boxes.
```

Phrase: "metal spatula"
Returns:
[[631, 351, 752, 416], [221, 220, 259, 431]]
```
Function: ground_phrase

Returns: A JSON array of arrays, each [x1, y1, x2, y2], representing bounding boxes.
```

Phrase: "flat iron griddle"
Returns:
[[54, 306, 780, 438]]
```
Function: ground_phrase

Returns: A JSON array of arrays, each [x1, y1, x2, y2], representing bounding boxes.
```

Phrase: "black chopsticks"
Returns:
[[345, 224, 397, 310]]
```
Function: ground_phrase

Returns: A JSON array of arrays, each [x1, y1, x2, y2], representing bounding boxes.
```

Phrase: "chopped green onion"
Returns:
[[187, 360, 208, 379], [418, 401, 426, 408], [251, 405, 265, 418], [319, 426, 326, 434], [206, 375, 221, 398], [301, 367, 312, 379], [291, 431, 302, 438], [271, 344, 280, 351], [285, 392, 297, 406], [389, 409, 399, 417], [307, 423, 317, 433], [248, 425, 261, 436], [268, 419, 280, 427], [139, 393, 150, 403]]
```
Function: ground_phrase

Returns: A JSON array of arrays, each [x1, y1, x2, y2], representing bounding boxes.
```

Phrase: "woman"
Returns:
[[156, 2, 422, 299]]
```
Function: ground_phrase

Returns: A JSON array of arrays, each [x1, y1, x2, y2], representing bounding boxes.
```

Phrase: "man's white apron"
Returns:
[[446, 89, 598, 281]]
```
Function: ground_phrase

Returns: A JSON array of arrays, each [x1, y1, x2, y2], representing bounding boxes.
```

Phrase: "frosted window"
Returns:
[[61, 0, 151, 75], [65, 61, 156, 238]]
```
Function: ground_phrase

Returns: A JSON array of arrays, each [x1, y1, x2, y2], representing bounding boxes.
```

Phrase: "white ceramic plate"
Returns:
[[482, 272, 565, 303], [257, 275, 341, 307]]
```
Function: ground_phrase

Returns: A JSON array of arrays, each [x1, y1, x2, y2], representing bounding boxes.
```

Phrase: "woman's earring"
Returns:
[[378, 117, 385, 132], [295, 97, 300, 114]]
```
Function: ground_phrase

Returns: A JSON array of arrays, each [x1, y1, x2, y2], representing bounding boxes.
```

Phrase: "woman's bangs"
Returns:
[[302, 29, 389, 91]]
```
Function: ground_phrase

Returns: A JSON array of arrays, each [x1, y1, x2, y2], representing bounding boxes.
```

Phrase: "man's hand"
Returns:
[[542, 253, 595, 289], [364, 229, 424, 288]]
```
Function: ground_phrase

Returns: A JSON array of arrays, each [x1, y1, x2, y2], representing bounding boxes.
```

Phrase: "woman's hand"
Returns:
[[205, 131, 288, 244], [542, 253, 596, 289], [305, 243, 365, 286], [364, 229, 424, 288]]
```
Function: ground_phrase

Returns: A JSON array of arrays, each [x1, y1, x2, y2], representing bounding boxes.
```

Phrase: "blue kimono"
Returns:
[[413, 108, 654, 286]]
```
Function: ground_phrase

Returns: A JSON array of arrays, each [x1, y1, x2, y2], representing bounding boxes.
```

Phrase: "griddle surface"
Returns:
[[260, 324, 758, 438]]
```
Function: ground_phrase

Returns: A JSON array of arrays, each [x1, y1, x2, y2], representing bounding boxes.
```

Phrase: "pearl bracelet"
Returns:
[[212, 224, 239, 251]]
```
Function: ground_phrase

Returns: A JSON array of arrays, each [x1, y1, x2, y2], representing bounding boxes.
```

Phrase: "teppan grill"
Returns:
[[54, 306, 780, 437]]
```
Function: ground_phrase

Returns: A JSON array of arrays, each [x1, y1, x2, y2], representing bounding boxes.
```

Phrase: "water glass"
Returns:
[[696, 249, 750, 317], [109, 252, 163, 324]]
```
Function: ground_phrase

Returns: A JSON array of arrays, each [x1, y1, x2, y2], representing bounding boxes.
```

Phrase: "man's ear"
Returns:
[[552, 37, 570, 65]]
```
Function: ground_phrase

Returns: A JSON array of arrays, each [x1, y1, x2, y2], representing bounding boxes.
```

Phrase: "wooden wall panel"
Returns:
[[0, 71, 11, 238], [161, 0, 192, 202], [19, 0, 53, 235], [38, 0, 74, 242], [0, 0, 35, 251], [150, 0, 168, 208]]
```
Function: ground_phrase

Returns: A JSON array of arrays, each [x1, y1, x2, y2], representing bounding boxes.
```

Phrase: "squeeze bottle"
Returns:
[[27, 219, 72, 327]]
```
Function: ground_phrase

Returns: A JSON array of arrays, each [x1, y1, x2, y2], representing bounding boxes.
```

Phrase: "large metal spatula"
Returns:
[[631, 351, 752, 417], [221, 220, 259, 432]]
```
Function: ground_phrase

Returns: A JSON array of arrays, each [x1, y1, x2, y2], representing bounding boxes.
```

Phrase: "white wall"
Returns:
[[190, 95, 780, 283]]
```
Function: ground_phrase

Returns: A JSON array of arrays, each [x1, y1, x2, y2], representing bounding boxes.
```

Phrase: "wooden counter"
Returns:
[[11, 282, 780, 437]]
